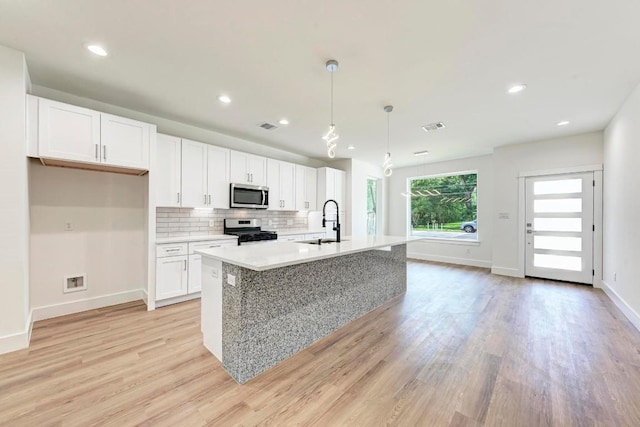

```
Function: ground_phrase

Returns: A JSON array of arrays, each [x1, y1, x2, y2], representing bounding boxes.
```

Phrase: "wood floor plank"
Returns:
[[1, 261, 640, 426]]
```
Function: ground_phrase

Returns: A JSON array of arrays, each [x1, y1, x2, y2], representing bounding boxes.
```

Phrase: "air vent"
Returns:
[[421, 122, 445, 132], [259, 122, 278, 130]]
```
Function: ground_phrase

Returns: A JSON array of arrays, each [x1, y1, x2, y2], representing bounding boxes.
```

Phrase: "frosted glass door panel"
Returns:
[[534, 254, 582, 271], [534, 179, 582, 195], [534, 199, 582, 213], [534, 236, 582, 252], [534, 218, 582, 232]]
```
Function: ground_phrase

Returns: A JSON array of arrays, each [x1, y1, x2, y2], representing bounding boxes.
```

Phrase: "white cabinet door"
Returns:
[[100, 113, 150, 169], [230, 151, 250, 184], [230, 151, 267, 185], [156, 255, 188, 300], [188, 254, 202, 294], [207, 145, 230, 208], [248, 154, 267, 186], [280, 161, 295, 210], [181, 139, 208, 208], [267, 159, 281, 211], [334, 169, 345, 208], [156, 134, 182, 207], [38, 98, 101, 164], [295, 165, 317, 211]]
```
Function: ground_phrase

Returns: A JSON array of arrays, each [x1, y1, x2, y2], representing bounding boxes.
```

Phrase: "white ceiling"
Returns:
[[1, 0, 639, 167]]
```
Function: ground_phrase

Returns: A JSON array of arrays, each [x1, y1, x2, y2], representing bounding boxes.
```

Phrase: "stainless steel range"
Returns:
[[223, 219, 277, 245]]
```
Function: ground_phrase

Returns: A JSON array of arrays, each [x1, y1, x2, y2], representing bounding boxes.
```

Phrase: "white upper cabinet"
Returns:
[[295, 165, 317, 211], [317, 167, 345, 212], [38, 98, 101, 164], [156, 134, 182, 207], [100, 114, 150, 169], [267, 159, 295, 211], [230, 151, 267, 186], [181, 139, 209, 208], [179, 138, 230, 209], [207, 145, 231, 209], [34, 96, 152, 173]]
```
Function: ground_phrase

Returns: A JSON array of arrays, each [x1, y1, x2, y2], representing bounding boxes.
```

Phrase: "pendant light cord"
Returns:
[[387, 111, 390, 152], [330, 71, 334, 126]]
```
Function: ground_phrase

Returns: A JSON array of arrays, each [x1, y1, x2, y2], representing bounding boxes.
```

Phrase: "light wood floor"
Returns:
[[2, 261, 640, 426]]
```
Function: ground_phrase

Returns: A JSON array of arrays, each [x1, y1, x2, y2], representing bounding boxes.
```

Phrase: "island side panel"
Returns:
[[221, 244, 407, 384], [201, 257, 223, 360]]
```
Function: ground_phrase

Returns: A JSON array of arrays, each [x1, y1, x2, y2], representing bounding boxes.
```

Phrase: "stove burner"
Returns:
[[223, 218, 277, 245]]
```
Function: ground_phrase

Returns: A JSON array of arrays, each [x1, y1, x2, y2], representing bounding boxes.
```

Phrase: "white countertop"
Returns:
[[156, 235, 238, 244], [195, 235, 419, 271]]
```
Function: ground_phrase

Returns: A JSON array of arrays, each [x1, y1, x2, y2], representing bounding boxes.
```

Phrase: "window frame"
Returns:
[[406, 169, 479, 243]]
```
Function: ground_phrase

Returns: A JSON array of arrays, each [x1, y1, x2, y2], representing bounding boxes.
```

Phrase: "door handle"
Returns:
[[527, 230, 533, 234], [103, 145, 107, 161], [250, 173, 253, 182], [262, 190, 266, 206], [95, 144, 99, 160], [247, 173, 250, 182], [208, 194, 211, 205], [177, 192, 180, 204], [184, 260, 187, 270], [204, 194, 207, 204]]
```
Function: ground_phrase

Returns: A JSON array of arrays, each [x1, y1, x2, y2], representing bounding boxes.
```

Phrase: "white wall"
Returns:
[[0, 45, 30, 354], [29, 161, 146, 320], [492, 132, 603, 275], [387, 154, 494, 268], [602, 83, 640, 330]]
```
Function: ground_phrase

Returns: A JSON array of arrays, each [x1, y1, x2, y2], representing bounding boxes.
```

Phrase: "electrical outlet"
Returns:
[[208, 220, 215, 227], [211, 268, 219, 279], [287, 219, 293, 226], [465, 248, 471, 255], [64, 220, 73, 231], [227, 274, 236, 286], [269, 219, 273, 226]]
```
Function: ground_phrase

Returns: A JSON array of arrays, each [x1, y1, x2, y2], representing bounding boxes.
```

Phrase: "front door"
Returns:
[[525, 172, 594, 284]]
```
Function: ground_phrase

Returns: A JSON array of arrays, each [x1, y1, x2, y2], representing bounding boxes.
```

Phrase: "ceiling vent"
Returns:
[[259, 122, 278, 130], [421, 122, 446, 132]]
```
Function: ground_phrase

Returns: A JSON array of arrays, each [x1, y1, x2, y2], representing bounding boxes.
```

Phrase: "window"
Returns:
[[367, 178, 378, 236], [408, 171, 478, 241]]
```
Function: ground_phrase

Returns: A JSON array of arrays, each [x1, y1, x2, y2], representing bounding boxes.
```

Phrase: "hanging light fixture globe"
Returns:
[[323, 59, 339, 158]]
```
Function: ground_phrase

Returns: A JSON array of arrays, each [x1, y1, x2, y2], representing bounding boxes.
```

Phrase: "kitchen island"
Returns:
[[196, 236, 415, 383]]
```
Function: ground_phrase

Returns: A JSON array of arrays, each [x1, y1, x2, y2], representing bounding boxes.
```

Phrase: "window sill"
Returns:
[[409, 236, 481, 246]]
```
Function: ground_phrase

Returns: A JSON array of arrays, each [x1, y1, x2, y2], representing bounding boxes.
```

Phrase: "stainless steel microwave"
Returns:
[[230, 183, 269, 209]]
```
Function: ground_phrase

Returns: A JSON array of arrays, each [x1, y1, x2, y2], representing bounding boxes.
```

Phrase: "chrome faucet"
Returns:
[[322, 199, 341, 242]]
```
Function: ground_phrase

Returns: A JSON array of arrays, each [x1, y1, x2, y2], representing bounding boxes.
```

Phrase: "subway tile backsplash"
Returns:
[[156, 208, 311, 238]]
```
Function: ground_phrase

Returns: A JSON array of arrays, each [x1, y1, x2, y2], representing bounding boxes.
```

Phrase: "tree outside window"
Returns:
[[408, 172, 478, 241]]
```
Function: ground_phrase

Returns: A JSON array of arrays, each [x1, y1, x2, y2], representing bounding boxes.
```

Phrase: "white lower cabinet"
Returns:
[[156, 239, 236, 304]]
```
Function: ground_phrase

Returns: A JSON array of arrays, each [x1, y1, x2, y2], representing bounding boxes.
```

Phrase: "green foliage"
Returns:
[[410, 173, 477, 228]]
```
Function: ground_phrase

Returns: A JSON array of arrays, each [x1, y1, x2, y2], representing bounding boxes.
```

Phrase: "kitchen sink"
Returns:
[[296, 238, 347, 245]]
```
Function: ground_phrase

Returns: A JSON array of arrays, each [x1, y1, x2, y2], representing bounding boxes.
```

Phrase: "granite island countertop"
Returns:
[[195, 235, 421, 271]]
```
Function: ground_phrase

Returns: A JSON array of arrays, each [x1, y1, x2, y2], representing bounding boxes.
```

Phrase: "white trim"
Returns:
[[408, 252, 491, 269], [0, 311, 33, 355], [517, 177, 526, 277], [31, 289, 143, 322], [491, 266, 524, 278], [518, 164, 603, 178], [593, 170, 603, 288], [601, 280, 640, 332], [155, 292, 201, 308], [409, 238, 481, 246], [141, 289, 149, 306]]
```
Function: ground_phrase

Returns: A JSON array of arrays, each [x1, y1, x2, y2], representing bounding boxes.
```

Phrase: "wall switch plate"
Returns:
[[227, 274, 236, 286], [64, 220, 73, 231], [268, 219, 273, 226], [208, 220, 215, 227], [211, 268, 219, 279]]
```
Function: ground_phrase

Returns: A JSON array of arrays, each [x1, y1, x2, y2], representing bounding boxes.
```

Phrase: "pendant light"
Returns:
[[383, 105, 393, 177], [322, 59, 339, 158]]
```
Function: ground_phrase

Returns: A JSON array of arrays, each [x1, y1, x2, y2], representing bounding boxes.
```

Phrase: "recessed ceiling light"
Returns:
[[507, 84, 527, 94], [278, 118, 289, 125], [347, 145, 355, 150], [218, 95, 231, 104], [87, 44, 108, 57], [414, 150, 430, 156], [557, 120, 570, 126]]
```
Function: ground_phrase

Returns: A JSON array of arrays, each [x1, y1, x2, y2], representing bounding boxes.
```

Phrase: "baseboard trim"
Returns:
[[155, 292, 201, 308], [31, 289, 144, 322], [0, 310, 33, 355], [407, 252, 492, 269], [141, 289, 149, 307], [491, 266, 524, 278], [600, 280, 640, 332]]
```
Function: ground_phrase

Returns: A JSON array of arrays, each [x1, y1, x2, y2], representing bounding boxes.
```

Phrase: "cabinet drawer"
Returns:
[[189, 239, 237, 254], [157, 243, 188, 257]]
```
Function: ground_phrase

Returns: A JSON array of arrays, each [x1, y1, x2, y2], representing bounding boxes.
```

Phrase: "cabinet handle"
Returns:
[[208, 194, 211, 205], [166, 248, 181, 252], [250, 173, 253, 182], [247, 173, 250, 182], [95, 144, 99, 160], [204, 194, 207, 204], [177, 192, 180, 204], [184, 260, 187, 270], [103, 145, 107, 160]]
